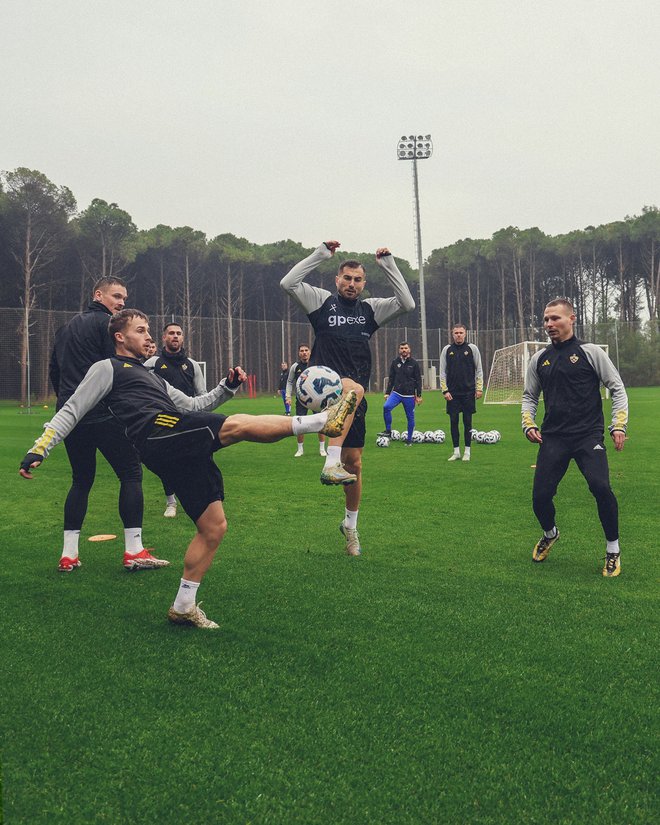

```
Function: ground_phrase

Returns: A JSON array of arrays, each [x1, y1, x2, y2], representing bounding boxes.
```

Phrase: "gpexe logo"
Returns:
[[328, 314, 366, 327]]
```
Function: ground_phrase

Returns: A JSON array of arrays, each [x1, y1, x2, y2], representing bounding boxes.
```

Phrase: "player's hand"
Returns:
[[19, 452, 43, 479], [226, 366, 247, 389], [443, 391, 453, 401], [476, 390, 483, 399], [285, 396, 291, 405], [415, 396, 423, 405], [324, 240, 340, 254], [375, 247, 391, 259], [611, 430, 625, 451], [525, 428, 543, 444], [383, 394, 388, 400]]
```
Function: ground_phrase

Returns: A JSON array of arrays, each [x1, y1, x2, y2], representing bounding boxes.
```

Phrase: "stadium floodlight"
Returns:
[[397, 134, 433, 387]]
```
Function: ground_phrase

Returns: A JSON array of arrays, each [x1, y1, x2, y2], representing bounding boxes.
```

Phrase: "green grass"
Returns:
[[1, 389, 658, 824]]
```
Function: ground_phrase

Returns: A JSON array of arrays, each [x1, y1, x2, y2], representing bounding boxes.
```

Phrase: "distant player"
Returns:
[[522, 298, 628, 577], [285, 343, 327, 458], [49, 277, 165, 572], [20, 309, 357, 629], [144, 322, 206, 518], [278, 362, 291, 415], [382, 341, 422, 445], [281, 241, 414, 556], [439, 324, 483, 462]]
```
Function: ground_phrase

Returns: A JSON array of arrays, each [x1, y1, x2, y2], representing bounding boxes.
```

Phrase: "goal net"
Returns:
[[484, 341, 610, 404]]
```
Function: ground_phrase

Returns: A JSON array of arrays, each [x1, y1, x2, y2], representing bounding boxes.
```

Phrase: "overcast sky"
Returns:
[[2, 0, 659, 266]]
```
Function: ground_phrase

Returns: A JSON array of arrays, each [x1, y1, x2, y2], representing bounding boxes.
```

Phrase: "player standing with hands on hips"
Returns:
[[382, 342, 423, 445], [439, 324, 483, 462], [522, 298, 628, 577], [281, 240, 415, 556]]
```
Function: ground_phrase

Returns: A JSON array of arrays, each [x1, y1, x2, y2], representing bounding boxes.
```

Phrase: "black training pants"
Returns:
[[63, 418, 143, 531], [532, 432, 619, 540]]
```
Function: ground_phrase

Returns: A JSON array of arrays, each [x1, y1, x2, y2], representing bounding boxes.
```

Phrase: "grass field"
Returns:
[[1, 389, 658, 824]]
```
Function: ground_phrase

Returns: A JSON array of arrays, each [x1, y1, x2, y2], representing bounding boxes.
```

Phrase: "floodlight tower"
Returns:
[[397, 134, 433, 385]]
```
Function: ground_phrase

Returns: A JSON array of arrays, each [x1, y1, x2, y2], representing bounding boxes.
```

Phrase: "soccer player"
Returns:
[[278, 362, 291, 415], [285, 343, 327, 458], [143, 322, 206, 518], [522, 298, 628, 577], [281, 241, 415, 556], [439, 324, 483, 462], [20, 309, 357, 629], [382, 341, 423, 446], [48, 277, 165, 572]]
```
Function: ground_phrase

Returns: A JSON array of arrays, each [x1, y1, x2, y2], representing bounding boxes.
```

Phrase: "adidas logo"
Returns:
[[593, 444, 604, 450]]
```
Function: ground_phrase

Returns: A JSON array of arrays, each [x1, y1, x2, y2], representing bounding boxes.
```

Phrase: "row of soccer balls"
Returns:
[[376, 429, 502, 447]]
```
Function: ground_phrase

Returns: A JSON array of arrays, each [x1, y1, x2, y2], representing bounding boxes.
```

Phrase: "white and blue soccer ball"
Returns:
[[390, 429, 401, 441], [472, 430, 486, 444], [483, 432, 497, 444], [376, 434, 390, 448], [296, 366, 343, 412], [411, 430, 424, 443], [434, 429, 446, 443], [423, 430, 436, 443], [490, 430, 501, 442]]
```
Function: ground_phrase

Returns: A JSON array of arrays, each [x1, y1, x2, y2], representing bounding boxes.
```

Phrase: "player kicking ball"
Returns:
[[20, 309, 356, 629]]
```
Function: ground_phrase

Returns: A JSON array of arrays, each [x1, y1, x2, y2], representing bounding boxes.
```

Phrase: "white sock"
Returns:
[[166, 494, 176, 506], [344, 509, 359, 530], [544, 527, 558, 539], [453, 447, 460, 456], [606, 539, 620, 555], [295, 442, 304, 454], [173, 579, 200, 612], [292, 410, 327, 435], [124, 528, 144, 555], [464, 447, 471, 457], [62, 530, 80, 559], [324, 446, 342, 468]]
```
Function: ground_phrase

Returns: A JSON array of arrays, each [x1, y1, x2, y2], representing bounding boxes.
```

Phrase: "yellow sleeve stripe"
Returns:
[[32, 427, 57, 457], [522, 412, 536, 430]]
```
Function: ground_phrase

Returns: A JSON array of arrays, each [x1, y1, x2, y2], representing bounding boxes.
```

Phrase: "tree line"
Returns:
[[0, 167, 658, 391]]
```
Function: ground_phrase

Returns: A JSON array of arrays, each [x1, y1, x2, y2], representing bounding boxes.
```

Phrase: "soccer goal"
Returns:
[[484, 341, 610, 404]]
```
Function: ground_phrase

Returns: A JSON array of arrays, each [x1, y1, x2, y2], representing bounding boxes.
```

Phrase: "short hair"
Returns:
[[298, 343, 310, 350], [545, 297, 575, 313], [452, 323, 466, 331], [337, 260, 366, 276], [108, 309, 149, 342], [399, 341, 410, 348], [163, 322, 183, 333], [93, 276, 126, 295]]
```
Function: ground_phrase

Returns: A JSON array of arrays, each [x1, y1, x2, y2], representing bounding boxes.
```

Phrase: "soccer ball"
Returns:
[[483, 432, 497, 444], [491, 430, 501, 442], [390, 429, 401, 441], [376, 434, 390, 447], [434, 429, 446, 443], [423, 430, 436, 443], [470, 428, 479, 438], [472, 431, 486, 444], [411, 430, 424, 443], [295, 366, 342, 412]]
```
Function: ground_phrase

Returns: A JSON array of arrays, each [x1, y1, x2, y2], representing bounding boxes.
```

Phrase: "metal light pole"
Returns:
[[397, 134, 433, 387]]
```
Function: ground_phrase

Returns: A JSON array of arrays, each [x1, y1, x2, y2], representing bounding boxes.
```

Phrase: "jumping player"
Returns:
[[522, 298, 628, 577], [20, 309, 357, 628], [281, 241, 415, 556]]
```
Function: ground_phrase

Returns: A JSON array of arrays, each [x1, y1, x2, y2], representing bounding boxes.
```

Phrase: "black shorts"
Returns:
[[294, 399, 309, 417], [140, 411, 227, 523], [446, 393, 476, 416], [343, 397, 367, 449]]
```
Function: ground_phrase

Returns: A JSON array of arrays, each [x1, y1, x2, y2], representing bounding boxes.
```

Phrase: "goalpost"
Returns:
[[484, 341, 610, 404]]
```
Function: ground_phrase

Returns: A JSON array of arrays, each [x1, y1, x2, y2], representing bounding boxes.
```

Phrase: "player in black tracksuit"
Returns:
[[48, 277, 163, 572], [522, 299, 628, 577], [284, 343, 327, 457], [21, 309, 355, 628], [439, 324, 484, 461], [143, 322, 206, 517], [281, 240, 415, 556], [278, 363, 290, 414]]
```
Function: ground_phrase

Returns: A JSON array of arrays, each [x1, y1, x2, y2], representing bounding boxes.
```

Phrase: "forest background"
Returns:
[[1, 167, 658, 400]]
